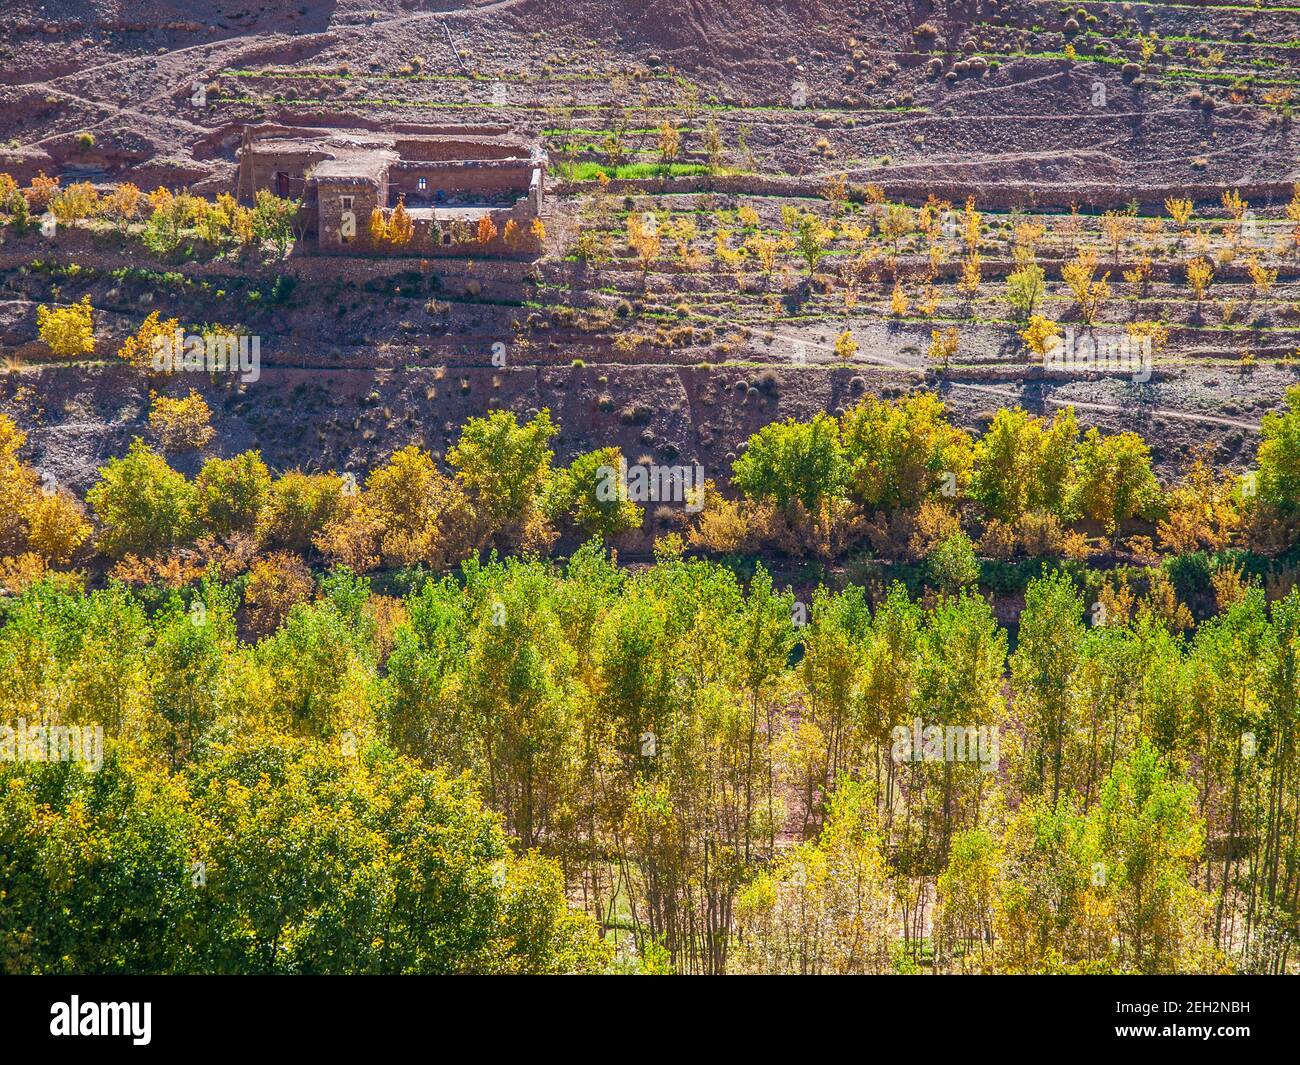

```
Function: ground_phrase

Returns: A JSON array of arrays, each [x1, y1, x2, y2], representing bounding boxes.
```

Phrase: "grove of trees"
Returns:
[[3, 538, 1300, 973], [7, 386, 1300, 973]]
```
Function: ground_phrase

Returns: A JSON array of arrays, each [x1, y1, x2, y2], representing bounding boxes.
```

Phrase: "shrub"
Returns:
[[36, 297, 95, 357], [840, 394, 972, 511], [733, 412, 844, 511], [25, 171, 57, 210], [930, 530, 977, 590], [260, 472, 346, 554], [118, 310, 181, 371], [86, 439, 199, 558], [553, 447, 645, 540], [141, 188, 202, 253], [687, 481, 756, 554], [103, 182, 142, 231], [49, 181, 99, 225], [244, 551, 315, 636], [149, 390, 215, 453], [195, 451, 272, 537]]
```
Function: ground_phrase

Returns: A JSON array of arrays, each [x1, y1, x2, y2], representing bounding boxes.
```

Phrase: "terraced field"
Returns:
[[0, 0, 1297, 485]]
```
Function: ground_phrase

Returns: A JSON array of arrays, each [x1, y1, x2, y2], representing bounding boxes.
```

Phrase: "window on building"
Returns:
[[417, 177, 428, 191], [341, 196, 353, 210], [441, 230, 452, 245]]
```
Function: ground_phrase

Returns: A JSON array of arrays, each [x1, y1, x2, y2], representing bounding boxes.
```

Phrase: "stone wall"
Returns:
[[236, 147, 325, 204], [392, 138, 525, 162], [417, 199, 540, 258], [315, 179, 382, 250], [312, 197, 541, 258], [388, 159, 535, 204]]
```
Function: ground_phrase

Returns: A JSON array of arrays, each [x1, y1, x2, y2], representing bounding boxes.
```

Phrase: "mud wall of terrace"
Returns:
[[0, 227, 537, 309], [563, 174, 1300, 214]]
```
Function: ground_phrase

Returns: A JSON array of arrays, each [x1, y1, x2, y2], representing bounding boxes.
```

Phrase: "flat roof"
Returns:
[[245, 127, 532, 154], [407, 206, 502, 220], [309, 151, 394, 182]]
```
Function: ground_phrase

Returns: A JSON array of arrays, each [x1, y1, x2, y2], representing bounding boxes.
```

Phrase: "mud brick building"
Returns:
[[235, 123, 545, 256]]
